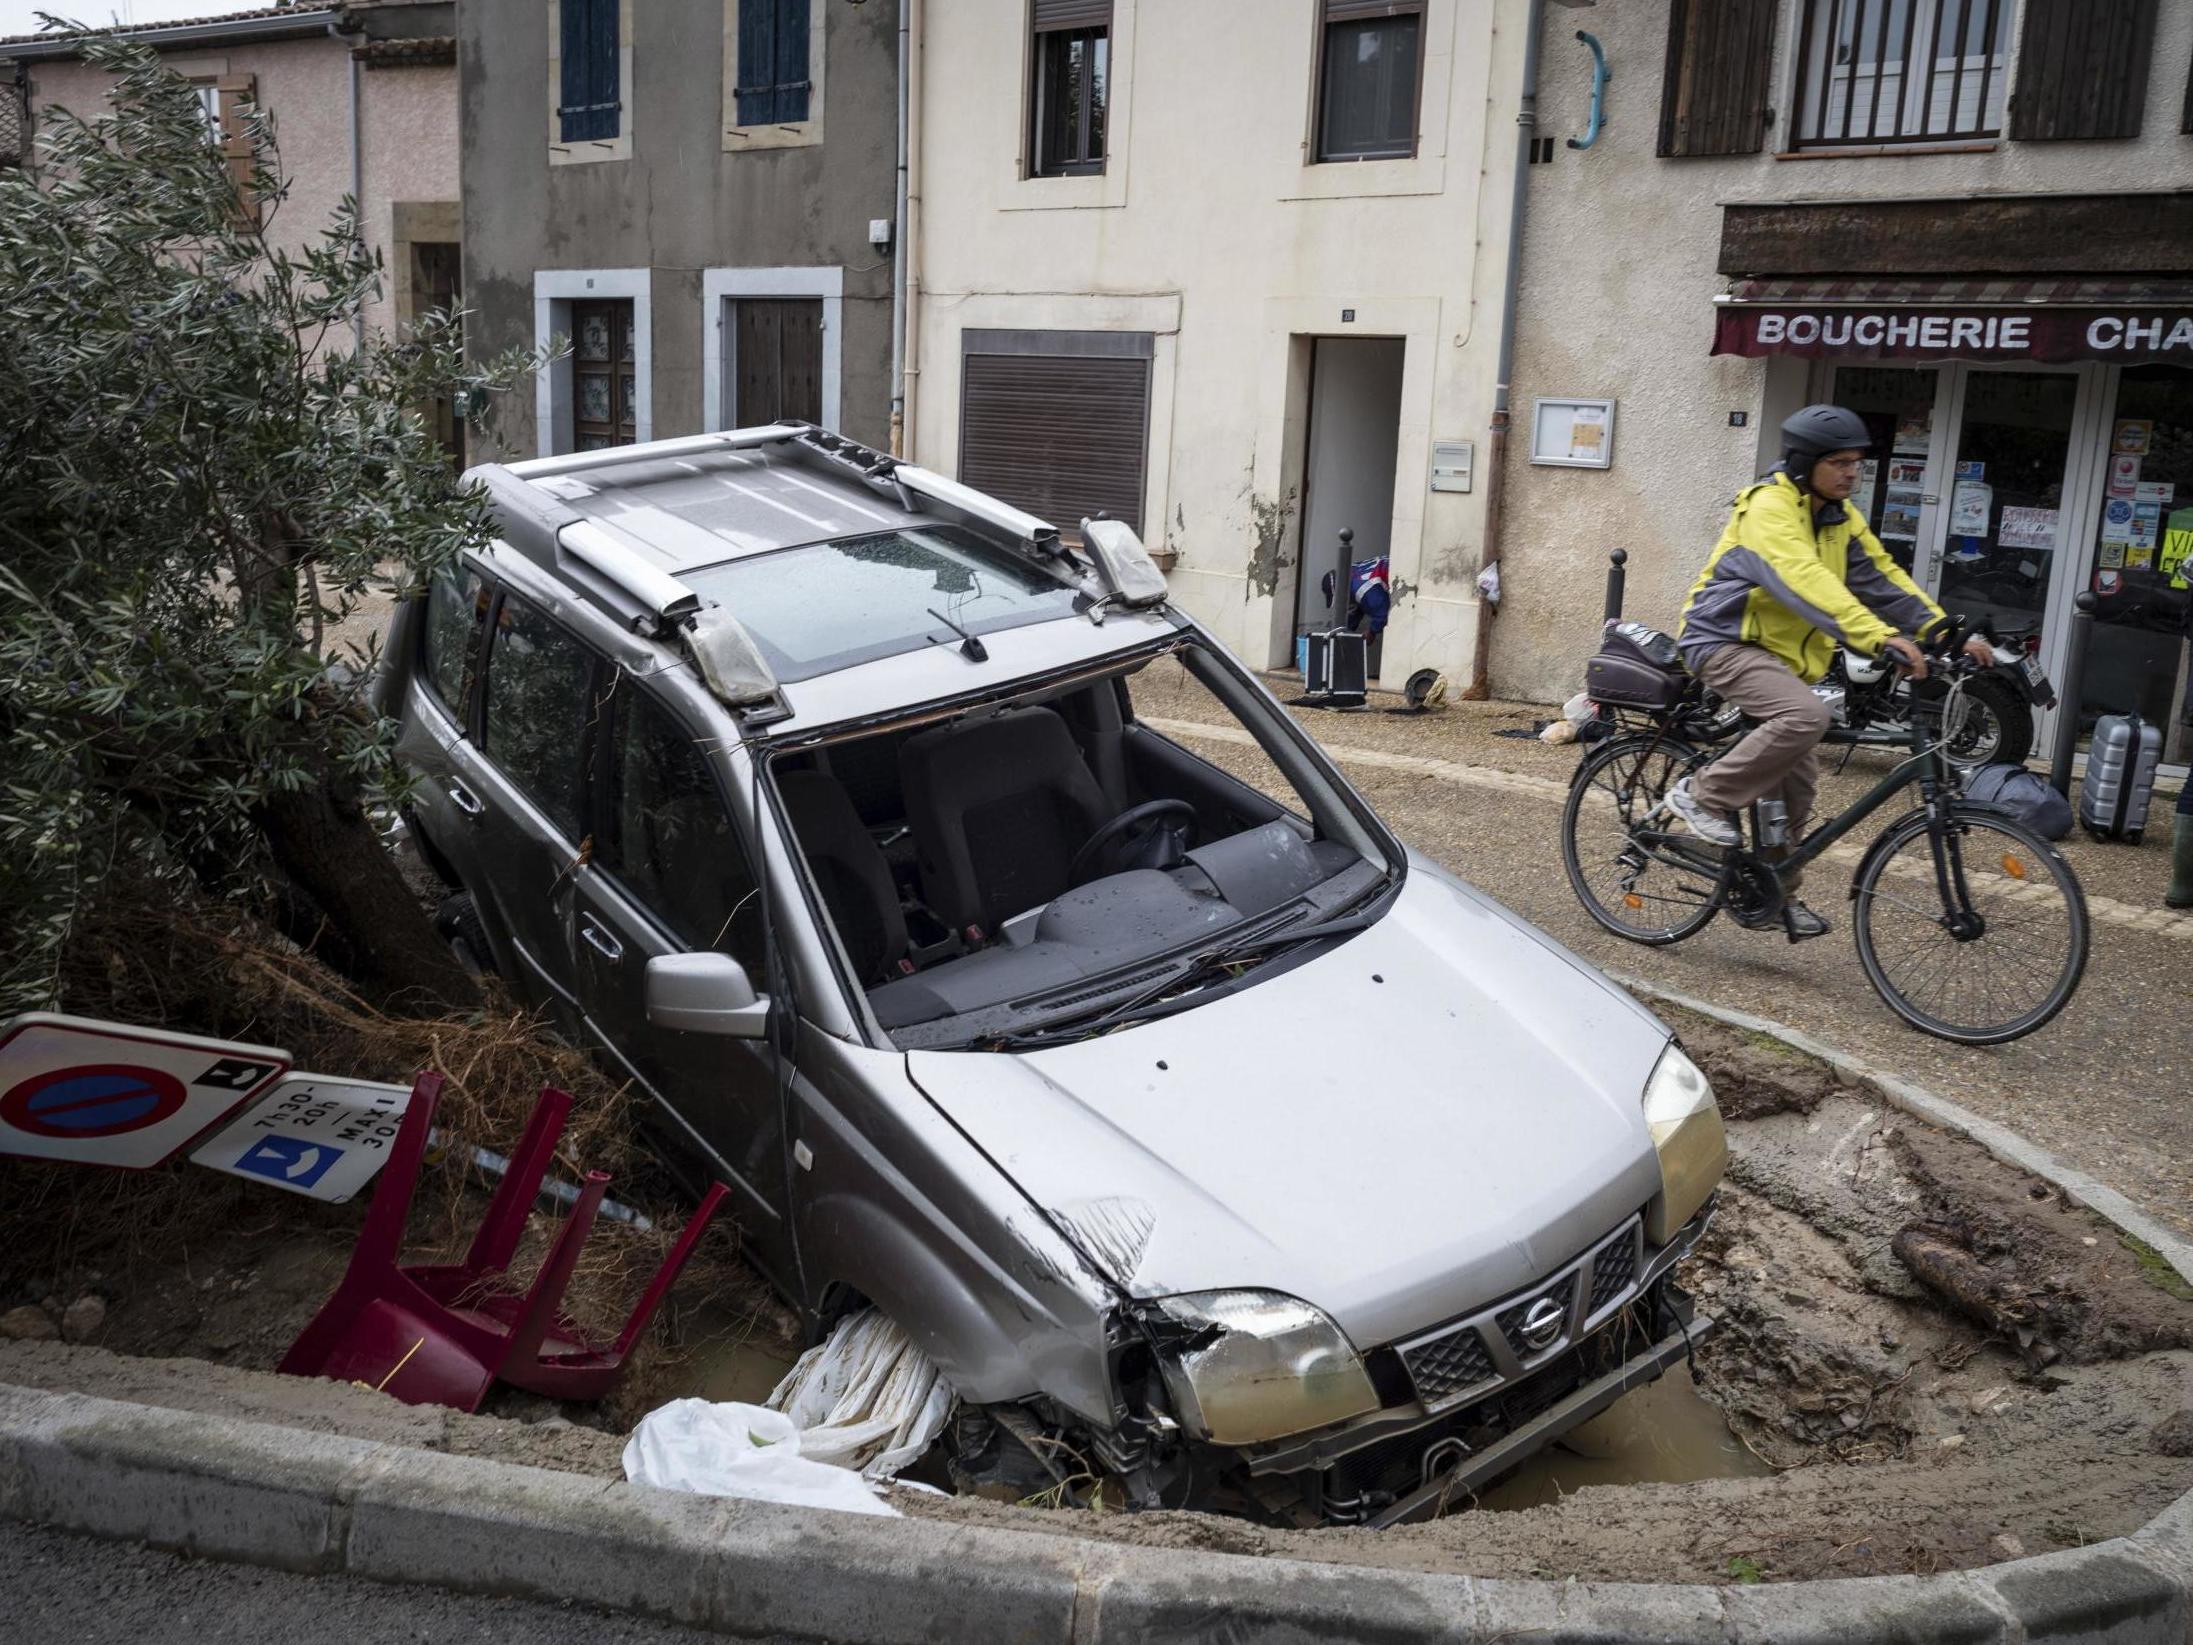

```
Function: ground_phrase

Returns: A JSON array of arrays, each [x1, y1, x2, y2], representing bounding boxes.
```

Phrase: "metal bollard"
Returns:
[[2047, 591, 2099, 797], [1603, 548, 1628, 625]]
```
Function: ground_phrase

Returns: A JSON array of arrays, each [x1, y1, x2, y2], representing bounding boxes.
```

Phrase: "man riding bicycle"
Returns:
[[1664, 404, 1997, 942]]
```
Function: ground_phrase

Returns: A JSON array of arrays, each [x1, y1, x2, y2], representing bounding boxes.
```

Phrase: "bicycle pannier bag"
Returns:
[[2078, 713, 2162, 843], [1962, 762, 2072, 841], [1584, 621, 1687, 710]]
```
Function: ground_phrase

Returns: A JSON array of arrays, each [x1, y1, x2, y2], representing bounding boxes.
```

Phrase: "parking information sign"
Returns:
[[190, 1073, 414, 1203], [0, 1013, 289, 1169]]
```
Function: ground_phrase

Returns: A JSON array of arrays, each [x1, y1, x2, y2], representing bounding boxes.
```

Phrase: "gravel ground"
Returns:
[[1142, 672, 2193, 1242]]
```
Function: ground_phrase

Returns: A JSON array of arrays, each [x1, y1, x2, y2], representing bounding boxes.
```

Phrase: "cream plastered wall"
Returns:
[[1492, 0, 2193, 706], [912, 0, 1532, 682], [24, 38, 457, 346]]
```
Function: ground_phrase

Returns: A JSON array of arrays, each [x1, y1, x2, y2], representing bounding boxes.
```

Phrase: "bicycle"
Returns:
[[1560, 629, 2088, 1046]]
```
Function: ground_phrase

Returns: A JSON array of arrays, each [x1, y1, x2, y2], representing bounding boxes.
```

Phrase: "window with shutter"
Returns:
[[959, 332, 1151, 536], [1788, 0, 2011, 149], [557, 0, 621, 143], [1656, 0, 1775, 157], [1029, 0, 1111, 176], [736, 0, 813, 126], [216, 74, 260, 223], [1313, 1, 1424, 163], [2009, 0, 2158, 142]]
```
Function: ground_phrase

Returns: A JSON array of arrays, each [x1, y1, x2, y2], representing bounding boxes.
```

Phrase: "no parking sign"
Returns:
[[0, 1013, 289, 1169]]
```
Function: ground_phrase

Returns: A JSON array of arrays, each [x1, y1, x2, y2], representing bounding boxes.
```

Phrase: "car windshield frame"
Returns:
[[758, 635, 1408, 1053], [681, 525, 1086, 683]]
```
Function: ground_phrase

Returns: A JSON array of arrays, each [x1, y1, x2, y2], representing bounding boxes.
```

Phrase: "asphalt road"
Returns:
[[4, 1519, 715, 1645], [1149, 678, 2193, 1241]]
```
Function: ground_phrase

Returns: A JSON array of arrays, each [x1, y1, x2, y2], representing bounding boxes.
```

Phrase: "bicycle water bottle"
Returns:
[[1756, 800, 1790, 848]]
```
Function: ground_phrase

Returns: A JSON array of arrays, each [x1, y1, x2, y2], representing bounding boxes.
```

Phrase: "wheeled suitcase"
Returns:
[[2078, 712, 2163, 843]]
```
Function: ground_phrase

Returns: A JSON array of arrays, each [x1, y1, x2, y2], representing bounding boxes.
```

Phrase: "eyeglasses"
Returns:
[[1817, 456, 1865, 473]]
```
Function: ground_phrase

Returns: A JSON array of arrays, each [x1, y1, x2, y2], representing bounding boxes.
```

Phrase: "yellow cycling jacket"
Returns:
[[1676, 471, 1946, 684]]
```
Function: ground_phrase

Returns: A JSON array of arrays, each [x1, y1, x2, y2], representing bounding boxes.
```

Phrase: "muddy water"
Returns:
[[1477, 1366, 1771, 1509]]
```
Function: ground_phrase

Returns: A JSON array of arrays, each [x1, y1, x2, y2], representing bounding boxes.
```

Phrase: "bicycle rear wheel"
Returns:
[[1851, 804, 2088, 1045], [1562, 734, 1730, 945]]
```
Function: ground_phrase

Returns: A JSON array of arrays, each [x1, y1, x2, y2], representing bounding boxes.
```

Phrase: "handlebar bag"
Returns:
[[1585, 621, 1688, 710]]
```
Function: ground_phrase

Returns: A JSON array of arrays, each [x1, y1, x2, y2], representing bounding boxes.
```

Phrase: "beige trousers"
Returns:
[[1688, 644, 1830, 836]]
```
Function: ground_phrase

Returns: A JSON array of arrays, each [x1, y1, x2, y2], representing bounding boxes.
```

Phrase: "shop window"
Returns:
[[1791, 0, 2009, 148], [1656, 0, 1776, 158], [1029, 1, 1110, 177], [2083, 367, 2192, 737], [959, 329, 1150, 535], [556, 0, 621, 141], [2008, 0, 2160, 143], [1315, 1, 1423, 162]]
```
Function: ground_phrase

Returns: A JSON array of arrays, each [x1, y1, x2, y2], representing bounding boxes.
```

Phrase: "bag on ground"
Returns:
[[621, 1399, 899, 1516], [1962, 762, 2073, 841], [2078, 712, 2163, 843]]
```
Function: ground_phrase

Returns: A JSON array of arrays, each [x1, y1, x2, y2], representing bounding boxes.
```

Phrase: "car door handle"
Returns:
[[446, 779, 485, 817], [578, 917, 624, 964]]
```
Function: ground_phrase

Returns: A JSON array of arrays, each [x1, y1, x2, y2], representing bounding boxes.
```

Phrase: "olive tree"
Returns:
[[0, 32, 543, 1015]]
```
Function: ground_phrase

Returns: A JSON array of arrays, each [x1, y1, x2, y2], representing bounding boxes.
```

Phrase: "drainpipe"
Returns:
[[888, 0, 910, 454], [1466, 0, 1556, 699], [897, 0, 925, 461], [330, 19, 364, 354]]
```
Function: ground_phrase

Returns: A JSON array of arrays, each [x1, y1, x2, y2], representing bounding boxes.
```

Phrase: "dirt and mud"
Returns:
[[3, 1004, 2190, 1586]]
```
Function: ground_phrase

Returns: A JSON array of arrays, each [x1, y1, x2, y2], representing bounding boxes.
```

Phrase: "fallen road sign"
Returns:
[[0, 1013, 289, 1169], [190, 1073, 413, 1203]]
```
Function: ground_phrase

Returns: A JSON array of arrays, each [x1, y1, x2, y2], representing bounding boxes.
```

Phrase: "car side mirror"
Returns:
[[645, 952, 769, 1038]]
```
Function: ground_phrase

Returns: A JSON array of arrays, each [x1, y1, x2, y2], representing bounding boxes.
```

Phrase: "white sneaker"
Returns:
[[1662, 777, 1741, 847]]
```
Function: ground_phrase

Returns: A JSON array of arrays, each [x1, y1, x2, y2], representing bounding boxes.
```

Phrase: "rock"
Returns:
[[1991, 1533, 2026, 1561], [1939, 1433, 1966, 1449], [1, 1304, 59, 1341], [2151, 1410, 2193, 1458], [60, 1295, 106, 1343]]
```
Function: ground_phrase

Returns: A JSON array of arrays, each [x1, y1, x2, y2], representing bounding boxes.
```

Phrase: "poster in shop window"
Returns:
[[2109, 455, 2142, 497], [1852, 459, 1880, 523], [1997, 507, 2058, 551], [1948, 480, 1993, 536], [2113, 420, 2153, 457], [2130, 500, 2163, 555], [2101, 497, 2137, 545], [2161, 508, 2193, 589]]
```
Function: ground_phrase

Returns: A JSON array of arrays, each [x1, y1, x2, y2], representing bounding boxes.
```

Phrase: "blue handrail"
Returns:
[[1568, 31, 1608, 150]]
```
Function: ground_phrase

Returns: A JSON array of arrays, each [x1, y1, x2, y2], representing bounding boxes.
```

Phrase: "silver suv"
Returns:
[[376, 424, 1725, 1526]]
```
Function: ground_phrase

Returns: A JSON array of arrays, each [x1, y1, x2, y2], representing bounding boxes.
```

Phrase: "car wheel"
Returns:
[[434, 891, 498, 978]]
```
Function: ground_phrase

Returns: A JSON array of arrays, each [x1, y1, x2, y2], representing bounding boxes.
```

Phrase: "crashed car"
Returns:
[[375, 424, 1726, 1526]]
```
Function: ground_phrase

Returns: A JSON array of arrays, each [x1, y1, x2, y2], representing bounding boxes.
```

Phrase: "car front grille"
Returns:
[[1394, 1215, 1644, 1412]]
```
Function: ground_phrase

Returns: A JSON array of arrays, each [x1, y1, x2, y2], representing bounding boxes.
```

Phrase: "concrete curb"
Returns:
[[2, 1373, 2191, 1641], [1611, 971, 2193, 1290]]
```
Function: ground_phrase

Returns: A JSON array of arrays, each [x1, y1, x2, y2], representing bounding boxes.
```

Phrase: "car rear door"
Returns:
[[465, 588, 604, 1025], [566, 677, 795, 1282]]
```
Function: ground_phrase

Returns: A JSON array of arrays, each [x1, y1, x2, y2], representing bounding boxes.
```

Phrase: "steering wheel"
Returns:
[[1068, 799, 1200, 885]]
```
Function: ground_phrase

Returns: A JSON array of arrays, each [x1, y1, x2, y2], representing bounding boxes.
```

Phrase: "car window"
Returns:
[[1119, 653, 1313, 821], [420, 564, 487, 719], [480, 593, 596, 841], [602, 685, 762, 971]]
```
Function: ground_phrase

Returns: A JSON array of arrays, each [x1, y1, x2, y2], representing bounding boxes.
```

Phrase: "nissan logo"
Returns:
[[1518, 1297, 1566, 1351]]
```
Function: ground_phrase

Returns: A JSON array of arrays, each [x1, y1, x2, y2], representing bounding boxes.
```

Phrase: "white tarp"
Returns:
[[622, 1309, 954, 1517]]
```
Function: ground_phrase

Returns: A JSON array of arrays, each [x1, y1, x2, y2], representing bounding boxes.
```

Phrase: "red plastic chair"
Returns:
[[279, 1070, 728, 1410]]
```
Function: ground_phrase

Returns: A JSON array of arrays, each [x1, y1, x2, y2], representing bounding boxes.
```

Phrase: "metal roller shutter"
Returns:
[[959, 351, 1149, 536]]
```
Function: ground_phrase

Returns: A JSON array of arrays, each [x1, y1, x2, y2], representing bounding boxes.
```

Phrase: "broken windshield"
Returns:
[[683, 526, 1082, 682]]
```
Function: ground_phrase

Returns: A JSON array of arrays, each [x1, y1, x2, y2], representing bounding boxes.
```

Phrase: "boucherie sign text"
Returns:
[[1713, 307, 2193, 364]]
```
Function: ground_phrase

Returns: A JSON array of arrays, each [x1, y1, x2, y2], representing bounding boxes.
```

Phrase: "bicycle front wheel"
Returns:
[[1851, 805, 2088, 1045], [1562, 734, 1730, 945]]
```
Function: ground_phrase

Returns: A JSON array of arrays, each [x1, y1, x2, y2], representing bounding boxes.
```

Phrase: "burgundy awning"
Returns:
[[1712, 277, 2193, 364]]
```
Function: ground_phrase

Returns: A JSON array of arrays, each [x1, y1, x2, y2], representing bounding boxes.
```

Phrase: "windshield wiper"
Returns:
[[982, 886, 1393, 1052]]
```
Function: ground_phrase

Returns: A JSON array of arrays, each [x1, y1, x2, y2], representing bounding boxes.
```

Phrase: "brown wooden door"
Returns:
[[413, 241, 465, 468], [732, 299, 823, 426], [572, 298, 637, 451]]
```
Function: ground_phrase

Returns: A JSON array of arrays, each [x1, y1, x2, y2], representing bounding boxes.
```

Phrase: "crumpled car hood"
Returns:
[[905, 859, 1673, 1350]]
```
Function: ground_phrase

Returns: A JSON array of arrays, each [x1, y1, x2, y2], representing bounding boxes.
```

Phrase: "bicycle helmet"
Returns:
[[1780, 404, 1873, 489]]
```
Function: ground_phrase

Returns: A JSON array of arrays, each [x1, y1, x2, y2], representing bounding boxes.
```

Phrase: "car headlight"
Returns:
[[1151, 1289, 1380, 1446], [1643, 1042, 1726, 1246]]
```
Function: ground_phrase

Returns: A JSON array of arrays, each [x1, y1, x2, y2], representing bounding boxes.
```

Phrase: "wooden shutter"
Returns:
[[733, 299, 822, 426], [1656, 0, 1776, 158], [736, 0, 777, 123], [558, 0, 619, 142], [216, 74, 258, 222], [773, 0, 810, 123], [960, 351, 1148, 535], [1032, 0, 1110, 31], [2010, 0, 2158, 141], [1325, 1, 1421, 19]]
